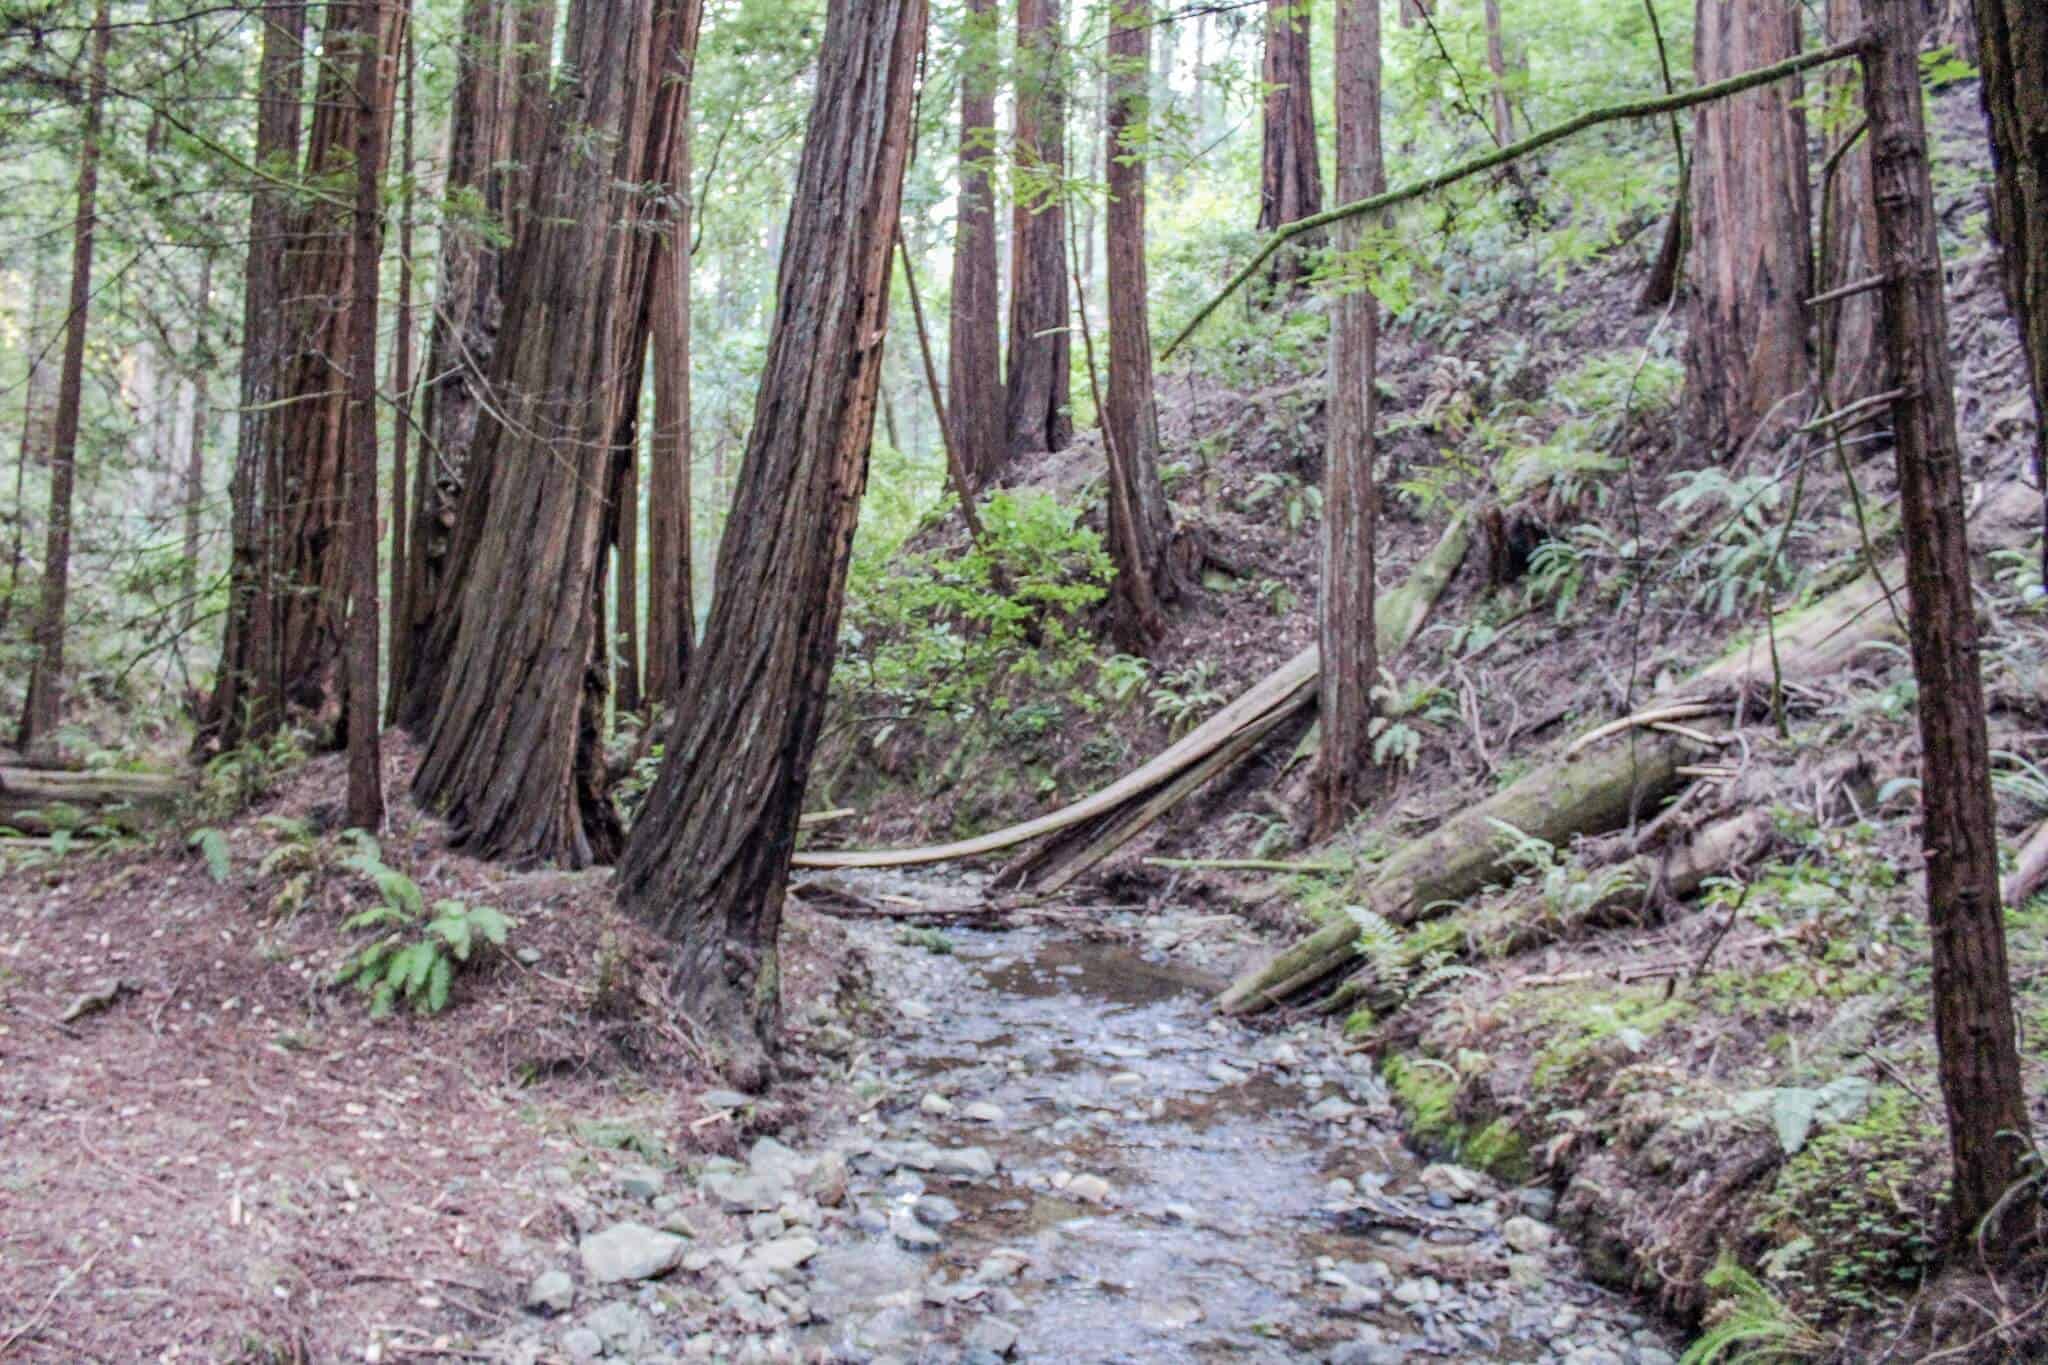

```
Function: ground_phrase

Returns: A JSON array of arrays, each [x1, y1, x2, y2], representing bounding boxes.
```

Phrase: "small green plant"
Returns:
[[1488, 819, 1642, 922], [1680, 1258, 1831, 1364], [337, 830, 424, 917], [1149, 661, 1226, 738], [188, 828, 231, 884], [1239, 471, 1322, 532], [895, 927, 954, 955], [336, 898, 513, 1018], [1661, 468, 1801, 618]]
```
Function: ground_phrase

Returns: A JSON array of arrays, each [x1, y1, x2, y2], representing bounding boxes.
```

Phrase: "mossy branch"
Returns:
[[1159, 36, 1870, 361]]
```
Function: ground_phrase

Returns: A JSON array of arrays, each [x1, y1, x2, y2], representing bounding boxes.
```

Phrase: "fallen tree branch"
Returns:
[[1142, 856, 1347, 874]]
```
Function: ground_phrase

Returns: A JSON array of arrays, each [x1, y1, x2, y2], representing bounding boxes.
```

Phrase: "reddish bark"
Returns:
[[1258, 0, 1323, 292], [948, 0, 1004, 488], [1005, 0, 1072, 457]]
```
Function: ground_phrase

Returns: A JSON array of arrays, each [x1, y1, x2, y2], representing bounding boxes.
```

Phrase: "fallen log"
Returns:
[[1220, 551, 1913, 1016], [2002, 817, 2048, 909], [0, 767, 186, 835], [793, 513, 1471, 873]]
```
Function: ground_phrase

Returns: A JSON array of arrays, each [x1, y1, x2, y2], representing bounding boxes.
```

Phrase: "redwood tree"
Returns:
[[1258, 0, 1323, 292], [1006, 0, 1072, 457], [1102, 0, 1177, 650], [1969, 0, 2047, 574], [618, 0, 928, 1086], [1313, 0, 1384, 838], [1818, 0, 1883, 407], [1682, 0, 1812, 457], [17, 0, 111, 758], [409, 0, 659, 866], [948, 0, 1004, 488], [1865, 0, 2031, 1245]]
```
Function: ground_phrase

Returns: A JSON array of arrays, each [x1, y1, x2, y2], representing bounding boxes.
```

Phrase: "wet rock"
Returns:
[[741, 1235, 819, 1275], [1501, 1215, 1553, 1253], [579, 1222, 684, 1283], [525, 1269, 575, 1315], [967, 1316, 1021, 1357], [890, 1213, 943, 1251], [913, 1194, 961, 1227]]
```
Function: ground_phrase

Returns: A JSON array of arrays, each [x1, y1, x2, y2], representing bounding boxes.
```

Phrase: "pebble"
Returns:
[[1206, 1060, 1248, 1085], [615, 1163, 665, 1202], [741, 1235, 819, 1275], [559, 1326, 603, 1361], [1308, 1096, 1360, 1122], [961, 1101, 1005, 1122], [967, 1317, 1021, 1357], [1067, 1174, 1113, 1205], [890, 1213, 943, 1251], [1501, 1215, 1553, 1254], [524, 1269, 574, 1315], [700, 1089, 753, 1110], [913, 1194, 962, 1227], [578, 1223, 684, 1284], [930, 1146, 997, 1178], [920, 1092, 954, 1116]]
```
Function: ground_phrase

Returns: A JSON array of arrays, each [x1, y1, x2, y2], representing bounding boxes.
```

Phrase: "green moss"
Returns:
[[1528, 985, 1692, 1090], [1382, 1052, 1531, 1182], [1342, 1007, 1377, 1038], [1462, 1118, 1532, 1183]]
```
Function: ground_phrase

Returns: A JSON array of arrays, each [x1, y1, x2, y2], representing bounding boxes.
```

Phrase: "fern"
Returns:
[[336, 899, 514, 1019], [1680, 1258, 1830, 1364]]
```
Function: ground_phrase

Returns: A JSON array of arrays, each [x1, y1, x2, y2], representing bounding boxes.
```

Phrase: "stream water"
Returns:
[[789, 893, 1681, 1365]]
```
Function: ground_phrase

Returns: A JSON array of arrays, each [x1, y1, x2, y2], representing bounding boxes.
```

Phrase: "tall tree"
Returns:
[[179, 253, 216, 634], [948, 0, 1004, 488], [385, 20, 416, 726], [201, 0, 306, 754], [18, 0, 112, 758], [409, 0, 658, 866], [344, 0, 395, 829], [1258, 0, 1323, 292], [644, 0, 705, 706], [1818, 0, 1883, 407], [1682, 0, 1812, 457], [1102, 0, 1177, 650], [1005, 0, 1072, 457], [1313, 0, 1384, 838], [394, 0, 556, 726], [1969, 0, 2047, 575], [1864, 0, 2031, 1245], [617, 0, 927, 1087], [1482, 0, 1513, 144]]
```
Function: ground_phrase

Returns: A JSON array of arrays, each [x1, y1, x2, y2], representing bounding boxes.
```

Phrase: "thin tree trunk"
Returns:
[[1103, 0, 1176, 651], [201, 0, 305, 755], [949, 0, 1004, 489], [1864, 0, 2030, 1247], [1005, 0, 1072, 457], [618, 0, 927, 1088], [3, 255, 56, 639], [644, 0, 705, 706], [18, 0, 111, 758], [1682, 0, 1812, 457], [1258, 0, 1324, 292], [1819, 0, 1884, 408], [1969, 0, 2047, 580], [395, 0, 557, 728], [345, 0, 393, 830], [180, 253, 215, 633], [410, 0, 656, 867], [386, 16, 415, 725], [1313, 0, 1384, 839], [1483, 0, 1513, 144], [614, 432, 642, 713]]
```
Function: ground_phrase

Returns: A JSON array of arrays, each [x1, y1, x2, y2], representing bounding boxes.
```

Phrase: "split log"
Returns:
[[1220, 552, 1912, 1016], [793, 512, 1471, 873], [0, 767, 186, 834]]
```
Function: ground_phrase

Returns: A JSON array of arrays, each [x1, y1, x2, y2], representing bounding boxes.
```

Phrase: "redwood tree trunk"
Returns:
[[1682, 0, 1812, 458], [202, 0, 305, 755], [1865, 0, 2031, 1245], [18, 0, 111, 758], [1258, 0, 1323, 292], [180, 253, 214, 634], [1313, 0, 1384, 839], [385, 19, 416, 725], [1970, 0, 2047, 578], [1819, 0, 1884, 408], [410, 0, 657, 867], [1103, 0, 1176, 651], [1482, 0, 1513, 144], [345, 0, 392, 829], [1005, 0, 1072, 457], [395, 0, 556, 728], [949, 0, 1004, 488], [617, 0, 927, 1087]]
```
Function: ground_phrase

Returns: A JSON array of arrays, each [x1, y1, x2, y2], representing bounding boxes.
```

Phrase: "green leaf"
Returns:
[[425, 956, 452, 1013], [189, 828, 231, 884]]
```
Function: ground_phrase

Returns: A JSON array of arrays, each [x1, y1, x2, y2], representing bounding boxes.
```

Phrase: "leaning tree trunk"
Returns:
[[949, 0, 1004, 489], [18, 0, 111, 759], [202, 0, 306, 755], [410, 0, 658, 867], [1969, 0, 2047, 579], [1819, 0, 1885, 409], [617, 0, 927, 1088], [1005, 0, 1072, 457], [1313, 0, 1385, 839], [1258, 0, 1324, 293], [1102, 0, 1177, 652], [1682, 0, 1812, 458], [344, 0, 393, 830], [1865, 0, 2031, 1247], [394, 0, 556, 728]]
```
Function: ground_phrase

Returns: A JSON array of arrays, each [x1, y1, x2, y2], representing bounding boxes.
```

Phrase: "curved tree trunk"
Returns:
[[1969, 0, 2047, 579], [18, 0, 111, 759], [1005, 0, 1072, 457], [1865, 0, 2030, 1244], [617, 0, 927, 1088], [1682, 0, 1812, 458], [949, 0, 1004, 489], [395, 0, 557, 730], [1258, 0, 1323, 293], [410, 0, 659, 867], [1313, 0, 1384, 839], [1103, 0, 1176, 651]]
